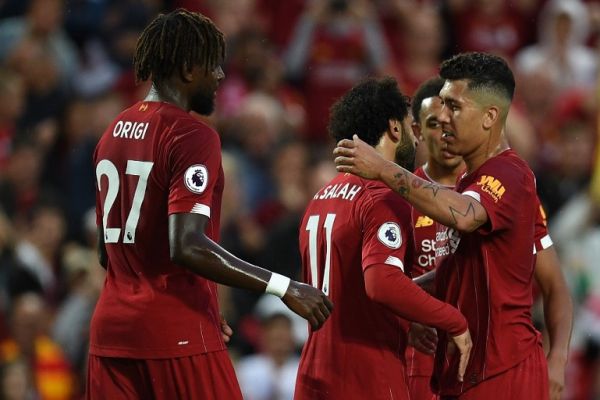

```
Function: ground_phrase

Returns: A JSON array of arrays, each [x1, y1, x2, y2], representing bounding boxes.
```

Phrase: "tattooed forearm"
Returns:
[[411, 179, 424, 189], [423, 182, 441, 198], [448, 200, 485, 230], [393, 171, 411, 197]]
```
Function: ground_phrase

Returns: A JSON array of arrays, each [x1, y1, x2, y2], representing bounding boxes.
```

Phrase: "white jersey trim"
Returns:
[[385, 255, 404, 271], [190, 203, 211, 217], [462, 190, 481, 203], [540, 234, 553, 249]]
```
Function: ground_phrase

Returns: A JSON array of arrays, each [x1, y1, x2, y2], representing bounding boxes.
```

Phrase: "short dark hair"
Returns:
[[411, 77, 445, 122], [439, 52, 515, 102], [328, 77, 410, 146], [134, 9, 225, 85]]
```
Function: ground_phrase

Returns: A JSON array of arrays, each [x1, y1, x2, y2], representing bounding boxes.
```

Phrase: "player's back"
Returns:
[[91, 101, 225, 359], [295, 173, 414, 400]]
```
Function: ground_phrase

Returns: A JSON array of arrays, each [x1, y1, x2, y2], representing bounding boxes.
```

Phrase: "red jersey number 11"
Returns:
[[305, 214, 336, 295]]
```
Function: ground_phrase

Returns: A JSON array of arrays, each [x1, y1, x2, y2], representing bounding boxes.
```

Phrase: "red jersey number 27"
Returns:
[[96, 159, 154, 244], [305, 214, 336, 295]]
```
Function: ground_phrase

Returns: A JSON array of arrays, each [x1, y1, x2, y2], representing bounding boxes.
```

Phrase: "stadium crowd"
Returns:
[[0, 0, 598, 398]]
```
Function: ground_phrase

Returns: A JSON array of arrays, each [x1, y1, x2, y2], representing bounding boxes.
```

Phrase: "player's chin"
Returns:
[[190, 95, 216, 116]]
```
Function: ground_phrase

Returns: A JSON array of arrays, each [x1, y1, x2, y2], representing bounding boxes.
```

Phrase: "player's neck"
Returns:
[[423, 161, 461, 186], [463, 131, 508, 173], [144, 84, 190, 111]]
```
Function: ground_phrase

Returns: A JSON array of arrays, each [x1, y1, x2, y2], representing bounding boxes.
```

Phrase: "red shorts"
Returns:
[[408, 375, 439, 400], [86, 351, 242, 400], [442, 345, 549, 400]]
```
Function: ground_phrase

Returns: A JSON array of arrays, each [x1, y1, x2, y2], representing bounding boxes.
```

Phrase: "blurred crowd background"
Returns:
[[0, 0, 598, 399]]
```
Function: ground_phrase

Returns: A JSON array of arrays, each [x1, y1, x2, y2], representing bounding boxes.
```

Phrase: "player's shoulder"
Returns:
[[488, 149, 530, 169], [159, 107, 216, 134], [479, 149, 534, 180], [363, 180, 410, 210], [157, 108, 220, 146]]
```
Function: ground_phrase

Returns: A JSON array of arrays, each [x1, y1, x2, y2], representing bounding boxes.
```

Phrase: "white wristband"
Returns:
[[265, 273, 291, 298]]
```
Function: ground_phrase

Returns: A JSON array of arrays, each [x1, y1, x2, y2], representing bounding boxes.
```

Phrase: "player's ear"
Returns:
[[180, 62, 195, 83], [411, 121, 423, 140], [387, 119, 401, 143], [482, 106, 499, 130]]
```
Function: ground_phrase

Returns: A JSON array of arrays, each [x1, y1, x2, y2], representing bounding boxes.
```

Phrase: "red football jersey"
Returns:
[[90, 101, 226, 359], [407, 165, 553, 382], [407, 166, 457, 381], [295, 173, 415, 400], [433, 149, 542, 395], [410, 166, 458, 278]]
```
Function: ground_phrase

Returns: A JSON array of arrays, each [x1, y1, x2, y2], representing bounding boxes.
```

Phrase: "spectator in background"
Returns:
[[219, 151, 269, 355], [236, 312, 300, 400], [0, 68, 25, 173], [389, 5, 445, 97], [14, 205, 66, 305], [224, 93, 286, 212], [53, 244, 104, 389], [536, 93, 596, 216], [255, 0, 306, 51], [0, 0, 78, 88], [218, 28, 306, 136], [6, 38, 67, 135], [0, 139, 45, 228], [0, 292, 73, 400], [0, 358, 35, 400], [0, 210, 41, 336], [44, 93, 124, 242], [515, 0, 597, 92], [101, 0, 157, 104], [256, 140, 309, 229], [451, 0, 530, 59], [551, 190, 600, 400], [284, 0, 391, 141]]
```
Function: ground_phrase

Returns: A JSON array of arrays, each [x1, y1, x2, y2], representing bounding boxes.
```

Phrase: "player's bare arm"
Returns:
[[169, 213, 333, 330], [334, 135, 487, 233], [534, 246, 573, 400]]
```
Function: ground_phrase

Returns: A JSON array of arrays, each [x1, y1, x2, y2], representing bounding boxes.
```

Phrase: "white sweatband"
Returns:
[[265, 273, 290, 298]]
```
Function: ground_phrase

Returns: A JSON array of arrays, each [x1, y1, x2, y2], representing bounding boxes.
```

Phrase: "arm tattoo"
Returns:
[[448, 200, 485, 230], [393, 171, 410, 197], [423, 182, 441, 198], [411, 179, 424, 189]]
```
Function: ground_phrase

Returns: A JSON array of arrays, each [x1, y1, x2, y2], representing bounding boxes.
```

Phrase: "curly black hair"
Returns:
[[328, 77, 410, 146], [134, 9, 225, 85], [411, 77, 445, 122], [439, 52, 515, 101]]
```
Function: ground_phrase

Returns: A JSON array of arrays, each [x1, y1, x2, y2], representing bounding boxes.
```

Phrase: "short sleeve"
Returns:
[[461, 157, 534, 235], [167, 125, 221, 217], [533, 197, 553, 253], [361, 190, 413, 272]]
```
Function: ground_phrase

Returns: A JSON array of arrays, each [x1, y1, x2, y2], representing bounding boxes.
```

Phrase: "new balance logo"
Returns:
[[415, 216, 434, 228], [139, 103, 148, 111]]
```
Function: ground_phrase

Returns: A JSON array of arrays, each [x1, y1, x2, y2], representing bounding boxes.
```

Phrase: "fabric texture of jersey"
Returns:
[[406, 166, 453, 395], [86, 351, 242, 400], [433, 149, 543, 396], [90, 101, 225, 359], [295, 173, 414, 400]]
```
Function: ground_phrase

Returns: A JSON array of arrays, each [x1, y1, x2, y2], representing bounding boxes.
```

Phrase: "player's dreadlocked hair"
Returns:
[[134, 9, 225, 85], [411, 77, 445, 122], [329, 77, 410, 146], [439, 52, 515, 102]]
